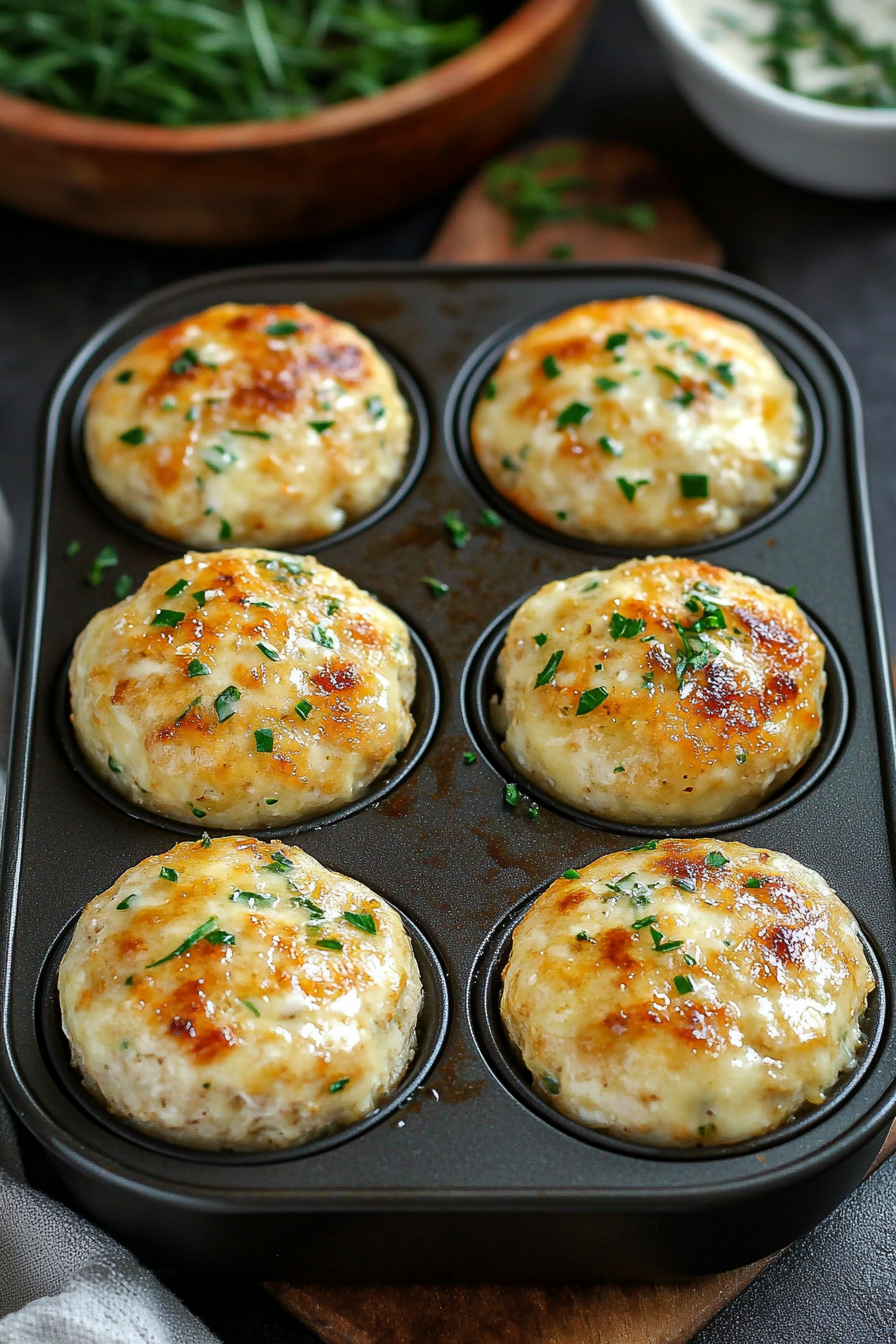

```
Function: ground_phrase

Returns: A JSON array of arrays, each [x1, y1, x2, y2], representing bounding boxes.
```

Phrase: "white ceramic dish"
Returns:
[[638, 0, 896, 198]]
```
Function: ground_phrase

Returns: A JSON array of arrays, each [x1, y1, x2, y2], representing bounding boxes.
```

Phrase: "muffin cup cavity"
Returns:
[[72, 336, 429, 555], [40, 902, 450, 1165], [445, 305, 823, 558], [461, 590, 850, 839], [56, 621, 440, 839], [470, 887, 886, 1162]]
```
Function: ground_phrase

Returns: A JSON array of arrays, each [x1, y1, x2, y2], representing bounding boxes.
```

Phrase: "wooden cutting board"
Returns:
[[263, 154, 870, 1341], [425, 138, 721, 266]]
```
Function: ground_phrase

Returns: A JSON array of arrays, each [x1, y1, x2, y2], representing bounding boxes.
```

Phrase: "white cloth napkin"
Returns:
[[0, 1097, 219, 1342], [0, 492, 219, 1342]]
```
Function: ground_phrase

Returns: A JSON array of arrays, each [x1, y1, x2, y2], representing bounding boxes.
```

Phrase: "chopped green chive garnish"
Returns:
[[119, 426, 146, 445], [151, 609, 185, 628], [555, 510, 567, 520], [505, 782, 520, 807], [484, 380, 497, 400], [316, 938, 343, 951], [705, 852, 728, 868], [125, 976, 133, 985], [266, 321, 300, 336], [114, 574, 132, 600], [265, 797, 278, 805], [444, 510, 471, 548], [500, 453, 520, 472], [595, 377, 620, 392], [650, 927, 684, 953], [479, 508, 502, 529], [66, 540, 81, 558], [617, 476, 649, 503], [219, 518, 232, 541], [527, 803, 539, 819], [746, 877, 763, 889], [534, 632, 548, 646], [631, 915, 658, 929], [325, 598, 340, 616], [230, 428, 271, 439], [263, 851, 293, 873], [673, 878, 697, 892], [463, 750, 477, 765], [683, 953, 696, 966], [422, 576, 449, 598], [606, 333, 628, 351], [542, 1074, 560, 1095], [86, 544, 118, 587], [214, 685, 241, 721], [366, 395, 385, 420], [329, 1077, 350, 1093], [582, 579, 600, 591], [735, 746, 747, 764], [599, 434, 623, 457], [674, 974, 694, 994], [654, 364, 681, 383], [785, 585, 798, 598], [160, 867, 177, 882], [550, 243, 573, 260], [715, 361, 735, 387], [192, 590, 207, 607], [240, 998, 261, 1017], [295, 699, 313, 721], [116, 893, 137, 910], [165, 578, 189, 598], [187, 659, 209, 678], [310, 623, 334, 648], [577, 686, 608, 716], [292, 895, 325, 918], [630, 839, 658, 851], [231, 890, 276, 906], [254, 728, 274, 753], [108, 755, 122, 773], [563, 869, 580, 879], [343, 910, 377, 934], [680, 473, 709, 499], [256, 641, 279, 660], [202, 444, 238, 474], [576, 931, 596, 942], [309, 419, 335, 433], [175, 695, 201, 724], [556, 401, 591, 429], [191, 806, 206, 818], [161, 396, 177, 410], [605, 873, 659, 905], [614, 764, 625, 773], [148, 922, 223, 964], [535, 649, 563, 687], [674, 390, 696, 408], [201, 832, 211, 848], [609, 613, 645, 639], [171, 347, 199, 375], [542, 354, 561, 379], [115, 369, 134, 384]]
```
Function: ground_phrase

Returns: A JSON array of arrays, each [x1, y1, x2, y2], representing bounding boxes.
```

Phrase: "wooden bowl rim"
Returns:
[[0, 0, 584, 152]]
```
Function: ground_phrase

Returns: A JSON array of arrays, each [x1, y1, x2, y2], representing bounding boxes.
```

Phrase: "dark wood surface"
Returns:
[[6, 1, 896, 1341]]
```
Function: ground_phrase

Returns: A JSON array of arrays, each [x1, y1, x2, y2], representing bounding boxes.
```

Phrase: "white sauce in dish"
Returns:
[[672, 0, 896, 107]]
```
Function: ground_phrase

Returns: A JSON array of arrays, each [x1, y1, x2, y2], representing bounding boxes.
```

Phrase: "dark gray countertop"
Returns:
[[5, 0, 896, 1338]]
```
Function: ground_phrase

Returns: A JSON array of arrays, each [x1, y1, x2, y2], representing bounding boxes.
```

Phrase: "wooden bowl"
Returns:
[[0, 0, 594, 247]]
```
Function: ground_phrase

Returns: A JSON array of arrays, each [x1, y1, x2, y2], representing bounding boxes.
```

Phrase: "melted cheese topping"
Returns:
[[471, 296, 804, 545], [70, 548, 416, 829], [59, 836, 423, 1151], [495, 557, 825, 826], [85, 302, 411, 547], [501, 839, 873, 1147]]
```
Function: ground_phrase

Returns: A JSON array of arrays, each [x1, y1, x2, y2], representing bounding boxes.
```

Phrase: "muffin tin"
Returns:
[[2, 261, 896, 1283]]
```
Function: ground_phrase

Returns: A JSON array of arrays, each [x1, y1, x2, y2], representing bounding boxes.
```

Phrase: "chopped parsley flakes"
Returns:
[[535, 649, 563, 687], [609, 613, 645, 639], [617, 476, 648, 503], [577, 686, 608, 716]]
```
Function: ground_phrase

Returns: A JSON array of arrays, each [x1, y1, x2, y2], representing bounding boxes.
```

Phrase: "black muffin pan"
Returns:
[[2, 262, 896, 1284]]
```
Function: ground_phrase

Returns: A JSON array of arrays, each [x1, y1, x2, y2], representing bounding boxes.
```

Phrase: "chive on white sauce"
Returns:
[[672, 0, 896, 108]]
